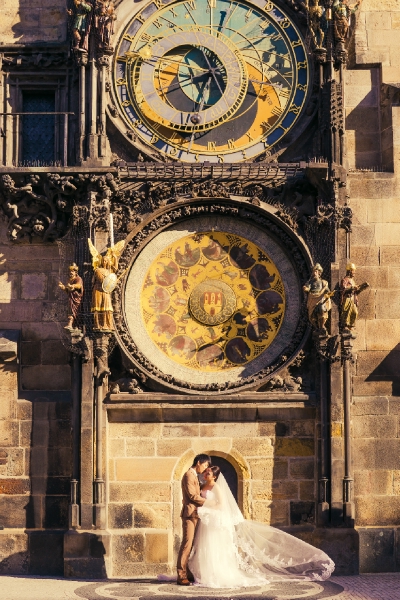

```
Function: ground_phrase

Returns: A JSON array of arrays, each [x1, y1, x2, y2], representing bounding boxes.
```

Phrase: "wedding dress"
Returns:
[[188, 474, 335, 589]]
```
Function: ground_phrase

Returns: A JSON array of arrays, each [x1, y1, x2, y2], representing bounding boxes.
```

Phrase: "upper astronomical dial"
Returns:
[[134, 30, 248, 132], [114, 0, 309, 162]]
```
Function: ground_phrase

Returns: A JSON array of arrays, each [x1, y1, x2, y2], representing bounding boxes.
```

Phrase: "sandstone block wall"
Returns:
[[0, 223, 72, 574], [1, 0, 67, 45], [343, 2, 400, 550], [347, 172, 400, 532], [107, 414, 317, 577]]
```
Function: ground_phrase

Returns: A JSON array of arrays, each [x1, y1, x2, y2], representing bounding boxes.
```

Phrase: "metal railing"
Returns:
[[117, 161, 308, 181]]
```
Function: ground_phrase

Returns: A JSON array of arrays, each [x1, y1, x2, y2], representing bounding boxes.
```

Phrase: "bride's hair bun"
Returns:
[[211, 466, 221, 481]]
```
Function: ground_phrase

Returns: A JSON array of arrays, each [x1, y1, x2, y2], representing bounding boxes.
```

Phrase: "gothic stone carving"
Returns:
[[0, 172, 119, 242], [2, 52, 68, 69], [283, 0, 363, 63]]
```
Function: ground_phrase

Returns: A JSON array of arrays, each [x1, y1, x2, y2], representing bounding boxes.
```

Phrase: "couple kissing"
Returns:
[[175, 453, 335, 589], [177, 453, 215, 586]]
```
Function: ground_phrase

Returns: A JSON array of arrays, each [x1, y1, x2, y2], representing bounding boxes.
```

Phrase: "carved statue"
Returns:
[[301, 0, 326, 48], [88, 238, 125, 331], [94, 0, 116, 50], [68, 0, 93, 51], [59, 263, 84, 330], [340, 263, 369, 332], [303, 263, 332, 334], [109, 377, 141, 394], [333, 0, 361, 42]]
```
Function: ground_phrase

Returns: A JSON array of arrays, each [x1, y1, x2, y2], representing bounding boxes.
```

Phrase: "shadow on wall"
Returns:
[[345, 83, 382, 169], [10, 0, 67, 44], [0, 362, 72, 574], [365, 343, 400, 395]]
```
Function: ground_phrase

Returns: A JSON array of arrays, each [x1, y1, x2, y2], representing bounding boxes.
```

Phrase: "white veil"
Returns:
[[202, 474, 334, 582]]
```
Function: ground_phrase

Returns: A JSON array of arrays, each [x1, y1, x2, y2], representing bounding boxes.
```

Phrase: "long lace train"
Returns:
[[187, 474, 334, 588]]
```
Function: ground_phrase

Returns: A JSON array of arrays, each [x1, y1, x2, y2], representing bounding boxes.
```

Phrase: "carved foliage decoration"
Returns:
[[0, 172, 119, 242], [2, 52, 68, 68]]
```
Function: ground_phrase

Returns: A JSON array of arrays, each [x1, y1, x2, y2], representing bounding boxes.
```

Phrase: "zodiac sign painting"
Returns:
[[141, 232, 285, 372]]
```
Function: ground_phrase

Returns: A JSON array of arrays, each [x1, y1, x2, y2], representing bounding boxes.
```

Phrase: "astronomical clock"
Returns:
[[112, 0, 310, 163], [111, 0, 313, 393]]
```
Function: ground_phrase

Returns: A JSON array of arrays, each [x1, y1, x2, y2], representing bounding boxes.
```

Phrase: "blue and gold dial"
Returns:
[[114, 0, 309, 162]]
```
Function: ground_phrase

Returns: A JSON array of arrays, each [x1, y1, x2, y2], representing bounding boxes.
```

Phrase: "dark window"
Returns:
[[22, 91, 55, 165]]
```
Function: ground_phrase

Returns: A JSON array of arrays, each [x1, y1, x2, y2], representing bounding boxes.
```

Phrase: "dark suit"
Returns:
[[177, 468, 206, 581]]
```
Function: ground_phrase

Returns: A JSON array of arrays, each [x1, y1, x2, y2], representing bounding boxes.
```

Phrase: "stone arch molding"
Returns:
[[172, 446, 252, 522], [113, 199, 312, 395]]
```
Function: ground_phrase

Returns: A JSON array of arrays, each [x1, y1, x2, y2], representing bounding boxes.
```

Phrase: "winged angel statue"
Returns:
[[88, 238, 125, 331]]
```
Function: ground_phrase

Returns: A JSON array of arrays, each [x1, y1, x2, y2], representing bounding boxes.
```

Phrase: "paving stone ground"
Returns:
[[1, 574, 399, 600]]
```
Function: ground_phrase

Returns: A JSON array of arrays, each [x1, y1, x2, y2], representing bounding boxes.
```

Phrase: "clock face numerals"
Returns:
[[114, 0, 309, 162]]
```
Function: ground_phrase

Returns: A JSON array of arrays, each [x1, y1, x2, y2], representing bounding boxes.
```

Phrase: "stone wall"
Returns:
[[106, 413, 317, 577], [343, 0, 400, 571], [346, 169, 400, 571], [1, 0, 67, 45], [0, 222, 72, 575]]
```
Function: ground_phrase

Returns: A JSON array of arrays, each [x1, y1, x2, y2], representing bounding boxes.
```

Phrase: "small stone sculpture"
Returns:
[[109, 377, 141, 394], [59, 263, 84, 330], [94, 0, 116, 50], [333, 0, 361, 42], [88, 238, 125, 331], [340, 263, 369, 333], [303, 263, 332, 334]]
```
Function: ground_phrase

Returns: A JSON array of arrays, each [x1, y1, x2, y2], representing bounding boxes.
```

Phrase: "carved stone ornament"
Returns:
[[2, 52, 68, 69], [282, 0, 363, 65], [0, 172, 119, 242], [309, 203, 352, 232], [112, 199, 310, 395]]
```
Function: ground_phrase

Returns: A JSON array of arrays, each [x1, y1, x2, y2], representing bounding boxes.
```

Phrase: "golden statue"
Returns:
[[303, 263, 332, 334], [59, 263, 84, 330], [340, 263, 369, 332], [88, 239, 125, 331], [301, 0, 325, 48]]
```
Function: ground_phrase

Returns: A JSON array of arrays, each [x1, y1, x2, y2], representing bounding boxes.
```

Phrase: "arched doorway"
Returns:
[[210, 455, 238, 502]]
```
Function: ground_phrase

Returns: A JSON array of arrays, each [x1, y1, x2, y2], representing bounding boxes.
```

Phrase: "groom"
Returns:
[[176, 453, 211, 586]]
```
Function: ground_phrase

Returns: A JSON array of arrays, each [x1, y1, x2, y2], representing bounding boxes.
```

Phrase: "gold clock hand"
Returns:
[[248, 78, 284, 90], [152, 55, 211, 72], [156, 75, 193, 94]]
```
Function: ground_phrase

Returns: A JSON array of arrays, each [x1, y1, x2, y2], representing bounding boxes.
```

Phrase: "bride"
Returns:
[[188, 466, 335, 588]]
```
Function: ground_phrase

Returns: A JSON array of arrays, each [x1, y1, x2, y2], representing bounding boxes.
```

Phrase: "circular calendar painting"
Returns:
[[140, 231, 285, 372], [122, 213, 305, 390]]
